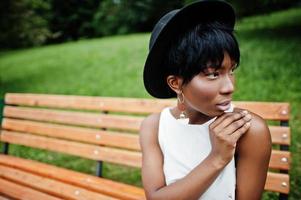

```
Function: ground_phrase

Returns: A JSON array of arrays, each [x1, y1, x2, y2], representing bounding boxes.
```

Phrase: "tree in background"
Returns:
[[49, 0, 100, 43], [0, 0, 299, 49], [228, 0, 299, 16], [184, 0, 299, 16], [0, 0, 51, 48], [92, 0, 182, 36]]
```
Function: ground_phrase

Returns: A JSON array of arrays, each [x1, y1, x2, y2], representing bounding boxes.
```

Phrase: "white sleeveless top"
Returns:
[[158, 104, 236, 200]]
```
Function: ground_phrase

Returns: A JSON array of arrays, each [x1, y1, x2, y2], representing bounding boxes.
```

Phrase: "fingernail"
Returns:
[[241, 110, 248, 115], [245, 114, 252, 120]]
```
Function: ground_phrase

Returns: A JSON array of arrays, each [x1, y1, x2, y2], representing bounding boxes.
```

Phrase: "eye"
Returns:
[[229, 64, 238, 75], [206, 72, 219, 79]]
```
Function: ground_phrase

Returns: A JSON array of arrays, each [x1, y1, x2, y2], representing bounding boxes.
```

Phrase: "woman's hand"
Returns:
[[208, 110, 252, 167]]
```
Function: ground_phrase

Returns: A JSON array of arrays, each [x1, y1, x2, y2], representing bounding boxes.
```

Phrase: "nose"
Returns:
[[220, 75, 234, 94]]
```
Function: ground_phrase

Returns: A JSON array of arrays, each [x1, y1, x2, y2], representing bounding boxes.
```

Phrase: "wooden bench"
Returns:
[[0, 93, 291, 200]]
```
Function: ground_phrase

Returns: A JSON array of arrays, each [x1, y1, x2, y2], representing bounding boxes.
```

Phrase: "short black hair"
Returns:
[[165, 21, 240, 85]]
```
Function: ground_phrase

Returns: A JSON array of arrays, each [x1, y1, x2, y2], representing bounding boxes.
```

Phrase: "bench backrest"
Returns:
[[0, 93, 290, 197]]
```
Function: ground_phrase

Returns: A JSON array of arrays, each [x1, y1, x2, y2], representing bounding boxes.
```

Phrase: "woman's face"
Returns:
[[182, 52, 237, 117]]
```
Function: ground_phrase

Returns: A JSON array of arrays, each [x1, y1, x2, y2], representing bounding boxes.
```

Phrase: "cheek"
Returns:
[[186, 78, 219, 103]]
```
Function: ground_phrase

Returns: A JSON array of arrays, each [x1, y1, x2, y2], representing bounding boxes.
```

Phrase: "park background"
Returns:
[[0, 0, 300, 199]]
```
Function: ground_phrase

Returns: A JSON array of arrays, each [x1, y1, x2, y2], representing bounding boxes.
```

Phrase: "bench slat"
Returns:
[[265, 172, 290, 194], [4, 93, 174, 114], [3, 104, 291, 137], [0, 129, 290, 170], [0, 155, 145, 200], [2, 118, 140, 151], [0, 131, 142, 168], [233, 102, 290, 121], [269, 150, 291, 170], [2, 118, 290, 149], [0, 165, 118, 200], [0, 178, 62, 200], [268, 126, 291, 145], [4, 106, 143, 131], [0, 156, 289, 196], [5, 93, 290, 120]]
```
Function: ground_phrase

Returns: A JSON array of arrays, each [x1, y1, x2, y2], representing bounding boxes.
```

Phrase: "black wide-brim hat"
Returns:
[[143, 0, 236, 98]]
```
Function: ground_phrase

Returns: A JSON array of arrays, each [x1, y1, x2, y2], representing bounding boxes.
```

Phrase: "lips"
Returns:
[[217, 101, 231, 106], [217, 100, 231, 106], [216, 100, 231, 111]]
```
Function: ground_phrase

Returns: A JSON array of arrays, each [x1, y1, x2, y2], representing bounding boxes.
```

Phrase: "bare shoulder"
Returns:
[[139, 112, 161, 149], [140, 112, 161, 131], [234, 108, 272, 198], [234, 107, 272, 153]]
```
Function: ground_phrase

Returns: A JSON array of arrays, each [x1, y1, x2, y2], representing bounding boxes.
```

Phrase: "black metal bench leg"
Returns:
[[279, 193, 288, 200], [2, 142, 9, 154], [96, 161, 103, 177]]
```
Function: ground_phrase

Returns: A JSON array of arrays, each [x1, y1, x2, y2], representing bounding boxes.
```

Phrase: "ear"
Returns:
[[166, 75, 183, 95]]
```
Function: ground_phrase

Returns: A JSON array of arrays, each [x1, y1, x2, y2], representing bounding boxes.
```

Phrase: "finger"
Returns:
[[230, 121, 251, 142], [212, 111, 249, 133], [210, 112, 236, 129], [210, 110, 248, 129], [223, 114, 252, 135]]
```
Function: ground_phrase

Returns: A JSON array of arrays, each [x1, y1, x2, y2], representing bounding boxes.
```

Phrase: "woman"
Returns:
[[139, 1, 272, 199]]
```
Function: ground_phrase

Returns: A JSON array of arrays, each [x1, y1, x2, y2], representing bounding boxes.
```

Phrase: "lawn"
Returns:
[[1, 7, 301, 200]]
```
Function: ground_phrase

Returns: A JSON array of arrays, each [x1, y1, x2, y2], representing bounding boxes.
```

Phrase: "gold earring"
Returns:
[[177, 92, 189, 124]]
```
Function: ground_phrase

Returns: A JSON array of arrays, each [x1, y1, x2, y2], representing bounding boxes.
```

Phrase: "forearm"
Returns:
[[148, 154, 226, 200]]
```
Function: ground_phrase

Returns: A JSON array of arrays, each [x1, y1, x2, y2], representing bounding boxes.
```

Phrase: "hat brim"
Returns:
[[143, 0, 235, 98]]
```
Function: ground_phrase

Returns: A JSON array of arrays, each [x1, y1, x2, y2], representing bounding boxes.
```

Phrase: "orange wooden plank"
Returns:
[[0, 178, 62, 200], [2, 118, 140, 151], [268, 126, 291, 145], [0, 155, 145, 200], [2, 105, 292, 142], [0, 165, 118, 200], [3, 106, 143, 131], [2, 118, 290, 150], [0, 154, 289, 197], [269, 150, 291, 170], [4, 93, 174, 114], [265, 172, 289, 194], [233, 102, 290, 121], [5, 93, 290, 120], [0, 130, 142, 168], [0, 129, 289, 171]]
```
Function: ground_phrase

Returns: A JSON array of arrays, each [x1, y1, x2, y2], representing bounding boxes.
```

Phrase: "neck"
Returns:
[[172, 107, 214, 125]]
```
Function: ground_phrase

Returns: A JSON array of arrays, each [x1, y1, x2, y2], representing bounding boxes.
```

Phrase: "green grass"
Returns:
[[1, 7, 301, 200]]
